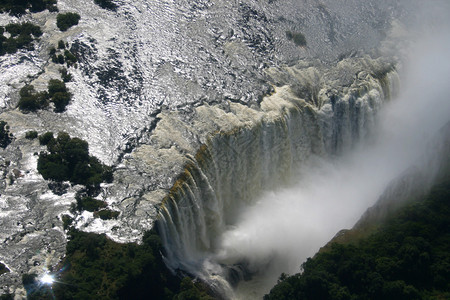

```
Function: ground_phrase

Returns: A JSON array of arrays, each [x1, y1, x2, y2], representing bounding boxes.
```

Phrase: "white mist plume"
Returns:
[[215, 14, 450, 299]]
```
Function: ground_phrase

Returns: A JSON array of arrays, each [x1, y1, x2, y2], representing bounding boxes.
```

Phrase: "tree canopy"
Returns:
[[265, 177, 450, 300], [37, 132, 113, 188], [18, 80, 72, 113], [56, 12, 80, 31], [0, 22, 42, 56], [0, 121, 13, 148], [0, 0, 57, 16]]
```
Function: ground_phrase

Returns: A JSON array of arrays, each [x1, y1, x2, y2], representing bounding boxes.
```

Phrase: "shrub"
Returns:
[[39, 132, 54, 145], [49, 46, 56, 56], [0, 22, 42, 56], [57, 54, 65, 64], [37, 132, 113, 188], [59, 67, 72, 82], [48, 79, 71, 112], [286, 30, 307, 47], [0, 0, 57, 16], [6, 23, 42, 37], [48, 79, 67, 95], [61, 214, 73, 230], [76, 195, 107, 212], [0, 121, 13, 148], [58, 39, 66, 49], [94, 209, 120, 220], [56, 12, 80, 31], [0, 293, 13, 300], [52, 91, 71, 112], [25, 130, 38, 139], [17, 85, 49, 112], [94, 0, 118, 11], [64, 49, 77, 66]]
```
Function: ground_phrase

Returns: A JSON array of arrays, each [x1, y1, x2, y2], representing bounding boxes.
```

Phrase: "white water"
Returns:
[[222, 30, 450, 299], [157, 5, 450, 299]]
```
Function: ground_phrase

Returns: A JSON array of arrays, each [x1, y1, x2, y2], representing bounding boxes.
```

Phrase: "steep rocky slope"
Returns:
[[0, 0, 448, 297]]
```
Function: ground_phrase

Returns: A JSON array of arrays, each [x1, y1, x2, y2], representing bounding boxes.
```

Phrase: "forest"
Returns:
[[264, 176, 450, 300]]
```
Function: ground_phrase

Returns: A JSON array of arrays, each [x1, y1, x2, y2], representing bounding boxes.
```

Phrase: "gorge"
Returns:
[[0, 0, 449, 299]]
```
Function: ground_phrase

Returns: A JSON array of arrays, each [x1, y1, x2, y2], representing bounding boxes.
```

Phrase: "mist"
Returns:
[[212, 10, 450, 299]]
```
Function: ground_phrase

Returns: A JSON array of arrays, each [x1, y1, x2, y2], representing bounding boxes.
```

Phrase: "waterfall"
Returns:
[[157, 59, 399, 297]]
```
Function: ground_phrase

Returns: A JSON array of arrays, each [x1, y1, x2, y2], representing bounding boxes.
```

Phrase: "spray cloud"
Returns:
[[213, 7, 450, 298]]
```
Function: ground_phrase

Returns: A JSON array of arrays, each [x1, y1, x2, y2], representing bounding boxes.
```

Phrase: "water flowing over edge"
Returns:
[[155, 57, 399, 298]]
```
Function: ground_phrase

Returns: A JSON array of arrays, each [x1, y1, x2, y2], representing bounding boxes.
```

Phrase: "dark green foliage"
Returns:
[[25, 130, 38, 139], [94, 0, 118, 11], [48, 79, 71, 112], [59, 67, 72, 82], [0, 121, 13, 148], [56, 53, 65, 64], [48, 79, 67, 95], [76, 195, 107, 212], [48, 46, 56, 56], [51, 91, 71, 112], [0, 22, 42, 56], [61, 214, 73, 230], [22, 273, 53, 299], [0, 293, 14, 300], [0, 0, 57, 16], [64, 49, 77, 66], [5, 23, 42, 37], [17, 85, 49, 112], [50, 41, 77, 67], [286, 30, 307, 46], [0, 262, 9, 275], [94, 209, 120, 220], [56, 12, 80, 31], [22, 273, 37, 286], [173, 277, 214, 300], [37, 132, 113, 188], [38, 131, 54, 145], [57, 39, 65, 49], [51, 229, 179, 299], [265, 178, 450, 300]]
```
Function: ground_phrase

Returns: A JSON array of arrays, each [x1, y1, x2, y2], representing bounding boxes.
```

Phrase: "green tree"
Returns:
[[37, 132, 113, 188], [0, 121, 13, 148], [25, 130, 38, 139], [94, 0, 118, 10], [18, 85, 49, 112], [265, 178, 450, 300], [39, 132, 54, 145], [56, 12, 80, 31], [48, 79, 67, 95], [51, 91, 71, 112]]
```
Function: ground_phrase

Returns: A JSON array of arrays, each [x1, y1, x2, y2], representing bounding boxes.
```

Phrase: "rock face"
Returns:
[[0, 0, 444, 296], [154, 58, 398, 297]]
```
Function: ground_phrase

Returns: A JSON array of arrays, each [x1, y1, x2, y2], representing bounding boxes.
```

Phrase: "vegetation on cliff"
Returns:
[[94, 0, 118, 11], [23, 229, 214, 300], [37, 132, 113, 188], [0, 0, 57, 16], [0, 121, 13, 148], [18, 79, 72, 112], [265, 176, 450, 300], [0, 22, 42, 56], [50, 40, 78, 68], [56, 12, 80, 31]]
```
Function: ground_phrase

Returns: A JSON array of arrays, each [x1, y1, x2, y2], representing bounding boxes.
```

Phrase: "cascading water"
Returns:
[[157, 59, 399, 298]]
